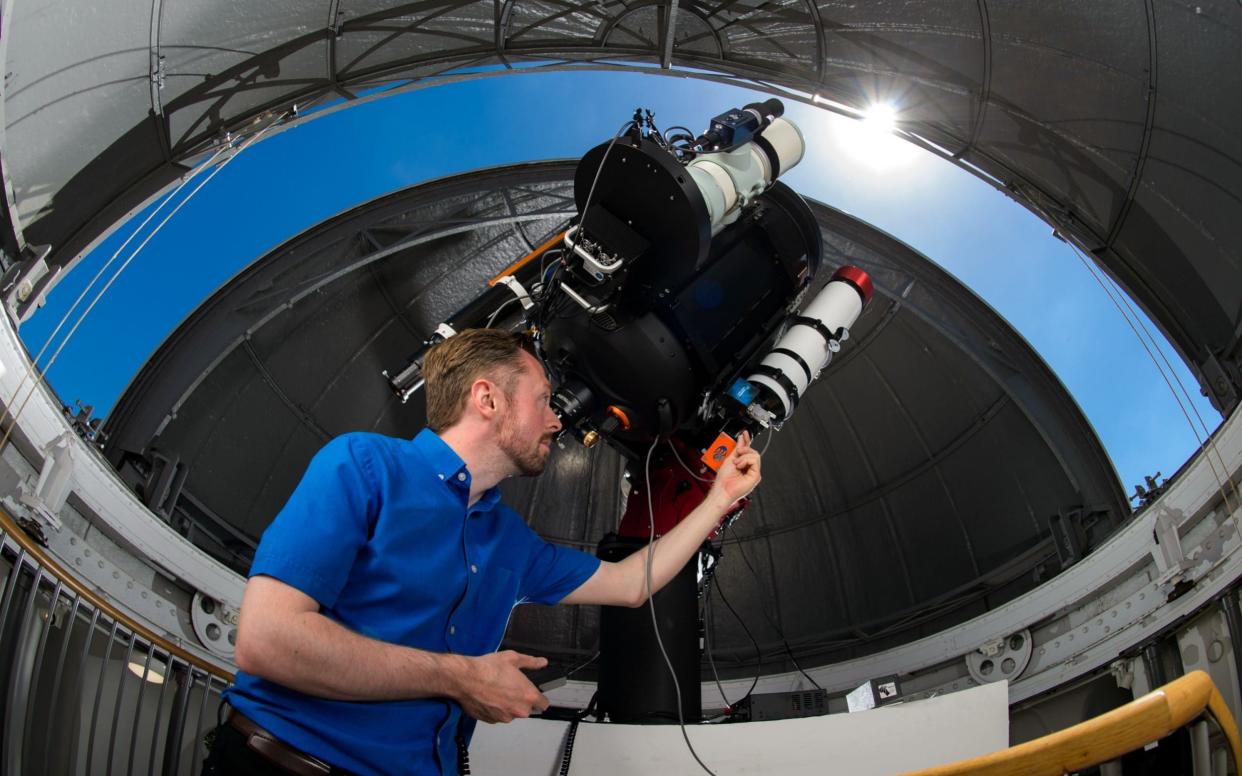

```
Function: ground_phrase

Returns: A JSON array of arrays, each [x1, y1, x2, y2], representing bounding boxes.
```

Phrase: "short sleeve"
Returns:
[[249, 434, 379, 609], [516, 521, 602, 606]]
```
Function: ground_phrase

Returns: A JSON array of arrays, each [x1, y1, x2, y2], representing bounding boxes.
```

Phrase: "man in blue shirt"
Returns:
[[208, 328, 761, 775]]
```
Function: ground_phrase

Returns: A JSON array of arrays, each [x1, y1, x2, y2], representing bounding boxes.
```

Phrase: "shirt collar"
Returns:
[[412, 428, 502, 512]]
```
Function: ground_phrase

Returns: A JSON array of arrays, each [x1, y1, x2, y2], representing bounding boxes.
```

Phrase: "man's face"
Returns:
[[496, 351, 562, 476]]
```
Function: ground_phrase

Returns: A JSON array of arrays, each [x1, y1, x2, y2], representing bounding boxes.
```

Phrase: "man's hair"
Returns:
[[422, 328, 532, 432]]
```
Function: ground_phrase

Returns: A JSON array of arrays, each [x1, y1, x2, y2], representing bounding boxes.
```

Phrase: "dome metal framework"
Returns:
[[99, 161, 1128, 676], [3, 0, 1240, 414]]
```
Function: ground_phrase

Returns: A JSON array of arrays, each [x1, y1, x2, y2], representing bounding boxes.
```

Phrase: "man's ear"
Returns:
[[468, 377, 503, 420]]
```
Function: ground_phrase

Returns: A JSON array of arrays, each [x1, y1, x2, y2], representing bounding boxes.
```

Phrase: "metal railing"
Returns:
[[902, 670, 1242, 776], [5, 486, 1242, 776], [0, 506, 234, 775]]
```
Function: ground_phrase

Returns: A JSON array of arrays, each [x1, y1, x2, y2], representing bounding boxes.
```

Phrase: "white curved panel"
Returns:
[[0, 311, 245, 609]]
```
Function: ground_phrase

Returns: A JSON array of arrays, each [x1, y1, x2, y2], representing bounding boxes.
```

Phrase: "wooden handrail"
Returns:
[[902, 670, 1242, 775], [0, 505, 235, 682]]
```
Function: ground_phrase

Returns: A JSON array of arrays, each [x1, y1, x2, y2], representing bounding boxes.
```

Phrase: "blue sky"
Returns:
[[20, 69, 1218, 502]]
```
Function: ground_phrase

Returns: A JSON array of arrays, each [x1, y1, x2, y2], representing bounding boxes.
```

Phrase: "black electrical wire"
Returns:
[[643, 439, 718, 776], [662, 125, 700, 160], [782, 649, 822, 691], [556, 689, 602, 775], [728, 527, 824, 691], [663, 125, 696, 143], [456, 730, 472, 775], [704, 581, 730, 709], [561, 650, 600, 681], [532, 257, 565, 331], [578, 120, 637, 237], [646, 115, 669, 149], [558, 720, 579, 775], [666, 435, 769, 710], [538, 247, 563, 288], [710, 569, 762, 705], [531, 119, 634, 341]]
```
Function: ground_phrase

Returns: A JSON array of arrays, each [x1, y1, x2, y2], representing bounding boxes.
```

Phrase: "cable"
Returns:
[[759, 427, 775, 456], [667, 432, 781, 702], [663, 125, 697, 143], [539, 118, 631, 329], [728, 525, 823, 691], [1094, 252, 1241, 510], [0, 111, 288, 454], [669, 439, 714, 483], [1045, 210, 1241, 517], [0, 139, 232, 445], [670, 427, 773, 485], [533, 119, 633, 368], [538, 247, 563, 289], [456, 730, 471, 775], [711, 572, 762, 704], [563, 645, 601, 675], [485, 297, 521, 329], [578, 120, 636, 238], [1088, 260, 1241, 513], [704, 590, 730, 710], [703, 575, 763, 714], [675, 429, 819, 690], [558, 719, 579, 776], [643, 439, 718, 776]]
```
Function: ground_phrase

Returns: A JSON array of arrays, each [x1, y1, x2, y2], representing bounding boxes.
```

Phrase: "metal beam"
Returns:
[[147, 0, 175, 172], [806, 0, 826, 85], [958, 0, 993, 158], [0, 0, 27, 268], [862, 349, 983, 578], [241, 340, 333, 441], [1103, 0, 1157, 252], [661, 0, 679, 68], [326, 0, 343, 90]]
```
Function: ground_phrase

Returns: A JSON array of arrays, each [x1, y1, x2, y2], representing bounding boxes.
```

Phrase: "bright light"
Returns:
[[862, 103, 897, 134], [127, 658, 167, 685], [835, 103, 920, 172]]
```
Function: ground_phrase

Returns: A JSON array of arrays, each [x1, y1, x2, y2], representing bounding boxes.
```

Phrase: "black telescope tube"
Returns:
[[744, 98, 784, 121], [386, 252, 548, 399]]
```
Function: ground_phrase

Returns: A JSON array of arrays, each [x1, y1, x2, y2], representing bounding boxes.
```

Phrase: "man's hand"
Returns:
[[452, 650, 550, 723], [707, 430, 762, 510], [560, 430, 763, 608]]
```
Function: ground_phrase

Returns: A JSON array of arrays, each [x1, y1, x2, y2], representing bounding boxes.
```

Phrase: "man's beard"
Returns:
[[499, 417, 552, 476]]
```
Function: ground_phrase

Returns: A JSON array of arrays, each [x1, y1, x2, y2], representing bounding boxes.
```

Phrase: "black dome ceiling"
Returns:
[[101, 161, 1128, 674], [6, 0, 1240, 412]]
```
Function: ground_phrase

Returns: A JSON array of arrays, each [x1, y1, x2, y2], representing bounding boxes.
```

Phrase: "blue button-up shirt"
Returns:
[[224, 429, 601, 775]]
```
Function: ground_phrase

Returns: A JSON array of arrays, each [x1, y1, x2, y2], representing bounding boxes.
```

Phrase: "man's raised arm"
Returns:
[[560, 431, 761, 608]]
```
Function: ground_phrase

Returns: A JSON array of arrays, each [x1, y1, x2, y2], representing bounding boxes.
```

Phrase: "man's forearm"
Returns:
[[618, 490, 731, 604], [237, 608, 467, 703]]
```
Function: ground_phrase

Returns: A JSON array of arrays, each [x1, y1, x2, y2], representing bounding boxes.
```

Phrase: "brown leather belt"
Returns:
[[227, 708, 334, 776]]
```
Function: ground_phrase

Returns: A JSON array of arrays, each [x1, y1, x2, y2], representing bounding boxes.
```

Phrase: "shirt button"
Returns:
[[449, 625, 456, 635], [470, 564, 478, 574], [457, 472, 466, 481], [437, 473, 444, 480]]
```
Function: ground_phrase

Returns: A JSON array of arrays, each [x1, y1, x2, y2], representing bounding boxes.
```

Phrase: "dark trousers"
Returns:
[[202, 723, 354, 776]]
